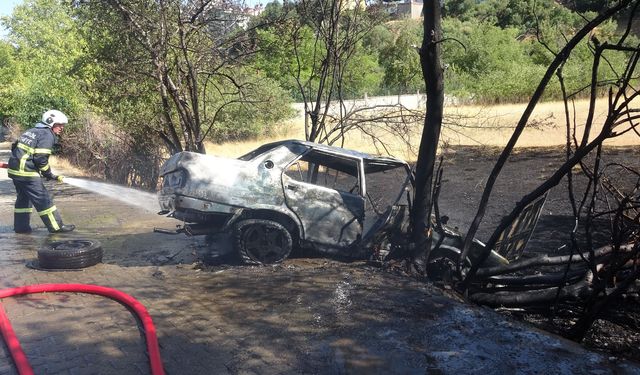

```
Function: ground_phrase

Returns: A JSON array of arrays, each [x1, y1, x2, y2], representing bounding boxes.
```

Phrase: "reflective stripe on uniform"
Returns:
[[13, 141, 51, 177], [17, 143, 33, 153], [8, 169, 40, 177], [38, 206, 60, 231], [14, 207, 33, 213], [38, 206, 57, 216], [19, 153, 28, 172], [17, 143, 51, 155]]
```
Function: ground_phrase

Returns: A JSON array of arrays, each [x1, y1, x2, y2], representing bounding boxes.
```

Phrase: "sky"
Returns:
[[0, 0, 23, 38], [0, 0, 22, 18]]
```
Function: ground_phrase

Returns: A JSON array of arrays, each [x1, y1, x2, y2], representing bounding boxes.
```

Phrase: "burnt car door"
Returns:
[[360, 161, 413, 254], [282, 149, 365, 250]]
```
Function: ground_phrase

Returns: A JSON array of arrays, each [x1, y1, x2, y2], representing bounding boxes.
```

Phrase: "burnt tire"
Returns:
[[38, 240, 103, 269], [426, 246, 470, 282], [235, 219, 292, 265]]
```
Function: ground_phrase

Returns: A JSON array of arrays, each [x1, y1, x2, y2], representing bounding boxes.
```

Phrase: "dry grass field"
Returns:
[[206, 98, 640, 161]]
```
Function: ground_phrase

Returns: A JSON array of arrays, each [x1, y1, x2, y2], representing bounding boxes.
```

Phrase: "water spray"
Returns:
[[62, 177, 159, 213], [1, 162, 158, 212]]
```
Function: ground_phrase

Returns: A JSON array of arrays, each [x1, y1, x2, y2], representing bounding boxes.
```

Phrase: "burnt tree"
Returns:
[[410, 0, 444, 269], [76, 0, 284, 155], [445, 0, 640, 341], [404, 0, 640, 344], [459, 0, 639, 286]]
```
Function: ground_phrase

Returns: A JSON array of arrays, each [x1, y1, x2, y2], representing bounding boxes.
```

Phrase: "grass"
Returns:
[[206, 98, 640, 163], [49, 156, 90, 177]]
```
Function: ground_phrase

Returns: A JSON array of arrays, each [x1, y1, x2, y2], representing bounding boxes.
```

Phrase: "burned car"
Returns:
[[157, 140, 416, 264], [157, 139, 520, 270]]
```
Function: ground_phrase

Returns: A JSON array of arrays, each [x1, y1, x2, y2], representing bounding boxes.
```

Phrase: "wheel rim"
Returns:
[[426, 247, 470, 281], [242, 223, 289, 263], [51, 240, 94, 251]]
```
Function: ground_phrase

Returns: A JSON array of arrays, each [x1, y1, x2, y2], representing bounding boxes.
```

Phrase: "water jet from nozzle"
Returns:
[[62, 177, 158, 213]]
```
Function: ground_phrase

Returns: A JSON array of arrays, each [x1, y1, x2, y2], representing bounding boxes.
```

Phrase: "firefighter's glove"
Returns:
[[48, 174, 64, 182]]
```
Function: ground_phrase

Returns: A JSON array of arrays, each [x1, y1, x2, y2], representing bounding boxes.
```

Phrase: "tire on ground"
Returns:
[[234, 219, 293, 265], [37, 240, 103, 269]]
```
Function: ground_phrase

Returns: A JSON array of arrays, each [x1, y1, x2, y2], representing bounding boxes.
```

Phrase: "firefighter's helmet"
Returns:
[[41, 110, 68, 127]]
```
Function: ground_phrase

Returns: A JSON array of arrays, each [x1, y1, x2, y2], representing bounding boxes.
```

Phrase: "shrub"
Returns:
[[207, 74, 295, 142], [60, 112, 164, 189], [442, 19, 543, 103]]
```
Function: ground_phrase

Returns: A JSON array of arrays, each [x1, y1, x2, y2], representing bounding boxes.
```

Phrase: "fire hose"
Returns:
[[0, 284, 165, 375]]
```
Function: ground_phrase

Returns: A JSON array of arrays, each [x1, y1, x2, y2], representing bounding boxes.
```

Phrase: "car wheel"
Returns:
[[37, 240, 103, 269], [235, 219, 293, 265], [426, 246, 470, 282]]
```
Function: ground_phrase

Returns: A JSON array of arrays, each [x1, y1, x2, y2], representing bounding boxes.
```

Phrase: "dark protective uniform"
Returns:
[[8, 123, 66, 233]]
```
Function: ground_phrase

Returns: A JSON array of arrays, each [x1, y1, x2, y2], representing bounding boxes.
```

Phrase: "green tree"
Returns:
[[210, 69, 294, 141], [379, 28, 422, 94], [445, 0, 579, 32], [443, 19, 542, 102], [568, 0, 610, 12], [253, 23, 312, 100], [253, 17, 384, 101], [248, 0, 297, 27], [362, 24, 394, 51], [342, 45, 384, 97], [521, 14, 637, 100], [443, 0, 477, 20], [291, 0, 387, 142], [2, 0, 89, 127], [0, 41, 19, 120], [75, 0, 293, 154]]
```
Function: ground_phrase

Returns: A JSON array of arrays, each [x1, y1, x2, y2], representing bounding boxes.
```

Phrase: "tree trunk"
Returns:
[[411, 0, 444, 269]]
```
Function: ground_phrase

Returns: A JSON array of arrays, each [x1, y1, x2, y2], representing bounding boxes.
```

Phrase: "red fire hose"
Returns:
[[0, 284, 165, 375], [0, 303, 30, 375], [0, 162, 8, 169]]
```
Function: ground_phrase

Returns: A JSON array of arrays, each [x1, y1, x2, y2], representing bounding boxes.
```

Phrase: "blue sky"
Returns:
[[0, 0, 22, 18], [0, 0, 23, 38]]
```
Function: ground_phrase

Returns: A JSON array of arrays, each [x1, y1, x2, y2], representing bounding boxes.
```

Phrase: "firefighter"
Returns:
[[8, 109, 75, 233]]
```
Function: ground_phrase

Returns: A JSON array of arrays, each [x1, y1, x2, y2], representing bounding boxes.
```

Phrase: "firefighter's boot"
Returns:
[[50, 224, 75, 233], [14, 208, 33, 233]]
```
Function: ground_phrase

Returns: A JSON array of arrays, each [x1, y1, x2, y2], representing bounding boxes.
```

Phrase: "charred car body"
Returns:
[[158, 140, 416, 264], [157, 139, 513, 268]]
